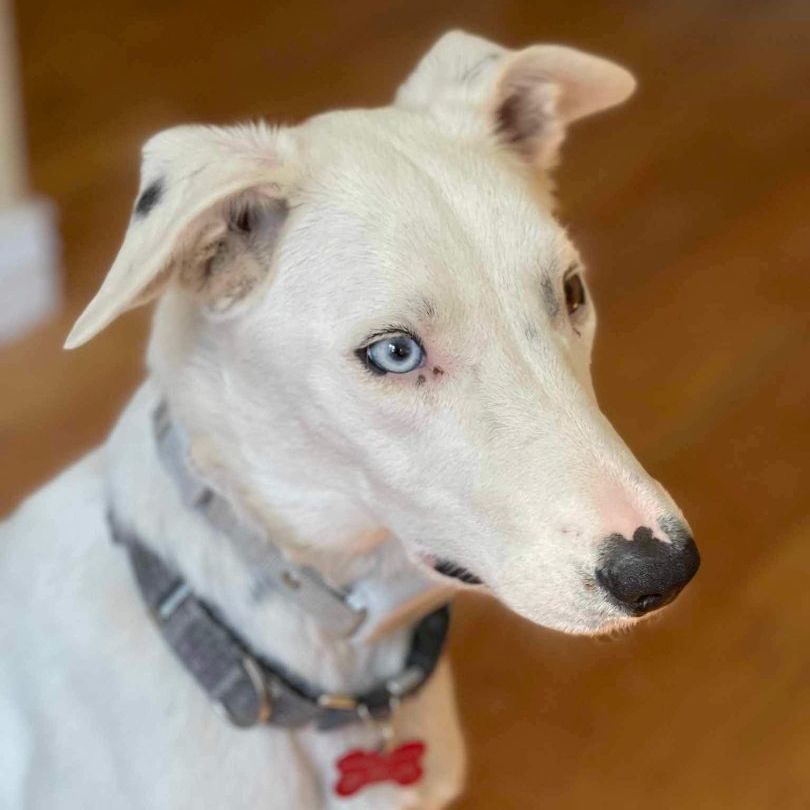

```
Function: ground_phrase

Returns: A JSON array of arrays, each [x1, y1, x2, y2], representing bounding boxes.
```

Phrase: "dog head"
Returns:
[[67, 31, 698, 634]]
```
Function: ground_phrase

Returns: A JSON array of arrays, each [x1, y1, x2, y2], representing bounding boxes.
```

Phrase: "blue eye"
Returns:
[[364, 334, 425, 375]]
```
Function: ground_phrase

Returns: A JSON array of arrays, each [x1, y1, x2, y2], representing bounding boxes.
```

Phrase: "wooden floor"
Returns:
[[4, 1, 809, 807]]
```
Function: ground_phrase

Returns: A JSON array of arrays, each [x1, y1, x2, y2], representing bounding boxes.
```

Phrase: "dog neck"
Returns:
[[103, 380, 445, 692]]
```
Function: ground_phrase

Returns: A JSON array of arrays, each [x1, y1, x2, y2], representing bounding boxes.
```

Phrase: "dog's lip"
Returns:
[[418, 552, 484, 586], [434, 558, 484, 585]]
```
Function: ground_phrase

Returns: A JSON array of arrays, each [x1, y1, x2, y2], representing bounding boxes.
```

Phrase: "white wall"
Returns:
[[0, 0, 26, 206], [0, 0, 60, 344]]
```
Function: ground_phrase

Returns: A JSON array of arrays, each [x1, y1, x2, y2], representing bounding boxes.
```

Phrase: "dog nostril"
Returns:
[[596, 523, 700, 616], [632, 526, 654, 543]]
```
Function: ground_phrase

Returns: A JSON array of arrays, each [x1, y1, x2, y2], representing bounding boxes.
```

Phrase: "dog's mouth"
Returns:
[[422, 554, 484, 586], [434, 558, 483, 585], [412, 545, 485, 586]]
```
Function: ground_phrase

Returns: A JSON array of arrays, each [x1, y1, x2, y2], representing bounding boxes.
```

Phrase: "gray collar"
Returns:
[[108, 403, 450, 729], [110, 517, 449, 729]]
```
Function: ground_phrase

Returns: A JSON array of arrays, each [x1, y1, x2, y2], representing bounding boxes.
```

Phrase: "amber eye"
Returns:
[[564, 270, 586, 315]]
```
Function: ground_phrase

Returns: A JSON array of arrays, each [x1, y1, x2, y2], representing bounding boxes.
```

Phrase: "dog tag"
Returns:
[[333, 741, 426, 797]]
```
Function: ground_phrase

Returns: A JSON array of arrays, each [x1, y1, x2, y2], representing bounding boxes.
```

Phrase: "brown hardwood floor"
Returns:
[[3, 1, 809, 807]]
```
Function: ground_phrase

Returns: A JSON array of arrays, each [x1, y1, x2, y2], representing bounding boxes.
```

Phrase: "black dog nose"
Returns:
[[596, 524, 700, 615]]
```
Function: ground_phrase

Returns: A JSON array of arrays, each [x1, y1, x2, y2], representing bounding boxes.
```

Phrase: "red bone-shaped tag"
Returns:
[[334, 741, 426, 797]]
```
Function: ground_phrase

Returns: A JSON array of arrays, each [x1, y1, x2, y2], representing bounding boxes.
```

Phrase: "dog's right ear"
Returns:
[[65, 123, 298, 349], [396, 30, 636, 171]]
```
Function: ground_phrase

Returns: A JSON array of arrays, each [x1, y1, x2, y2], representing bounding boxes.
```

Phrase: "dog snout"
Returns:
[[595, 523, 700, 616]]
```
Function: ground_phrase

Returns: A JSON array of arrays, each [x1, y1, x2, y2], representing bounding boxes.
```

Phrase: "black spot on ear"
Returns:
[[134, 178, 164, 218]]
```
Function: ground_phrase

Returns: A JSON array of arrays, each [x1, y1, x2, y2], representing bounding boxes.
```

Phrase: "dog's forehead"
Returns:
[[298, 109, 575, 292]]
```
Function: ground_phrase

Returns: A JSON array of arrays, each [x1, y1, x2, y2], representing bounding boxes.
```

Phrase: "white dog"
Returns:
[[0, 30, 699, 810]]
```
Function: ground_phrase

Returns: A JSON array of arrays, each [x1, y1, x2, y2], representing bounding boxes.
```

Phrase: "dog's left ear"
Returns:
[[396, 30, 636, 169], [65, 123, 298, 349]]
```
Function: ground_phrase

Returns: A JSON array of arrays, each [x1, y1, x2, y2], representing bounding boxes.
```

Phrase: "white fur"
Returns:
[[1, 31, 678, 809]]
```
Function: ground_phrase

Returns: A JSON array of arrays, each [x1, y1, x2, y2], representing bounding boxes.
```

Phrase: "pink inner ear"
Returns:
[[493, 78, 564, 168], [495, 90, 534, 156], [495, 88, 544, 156]]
